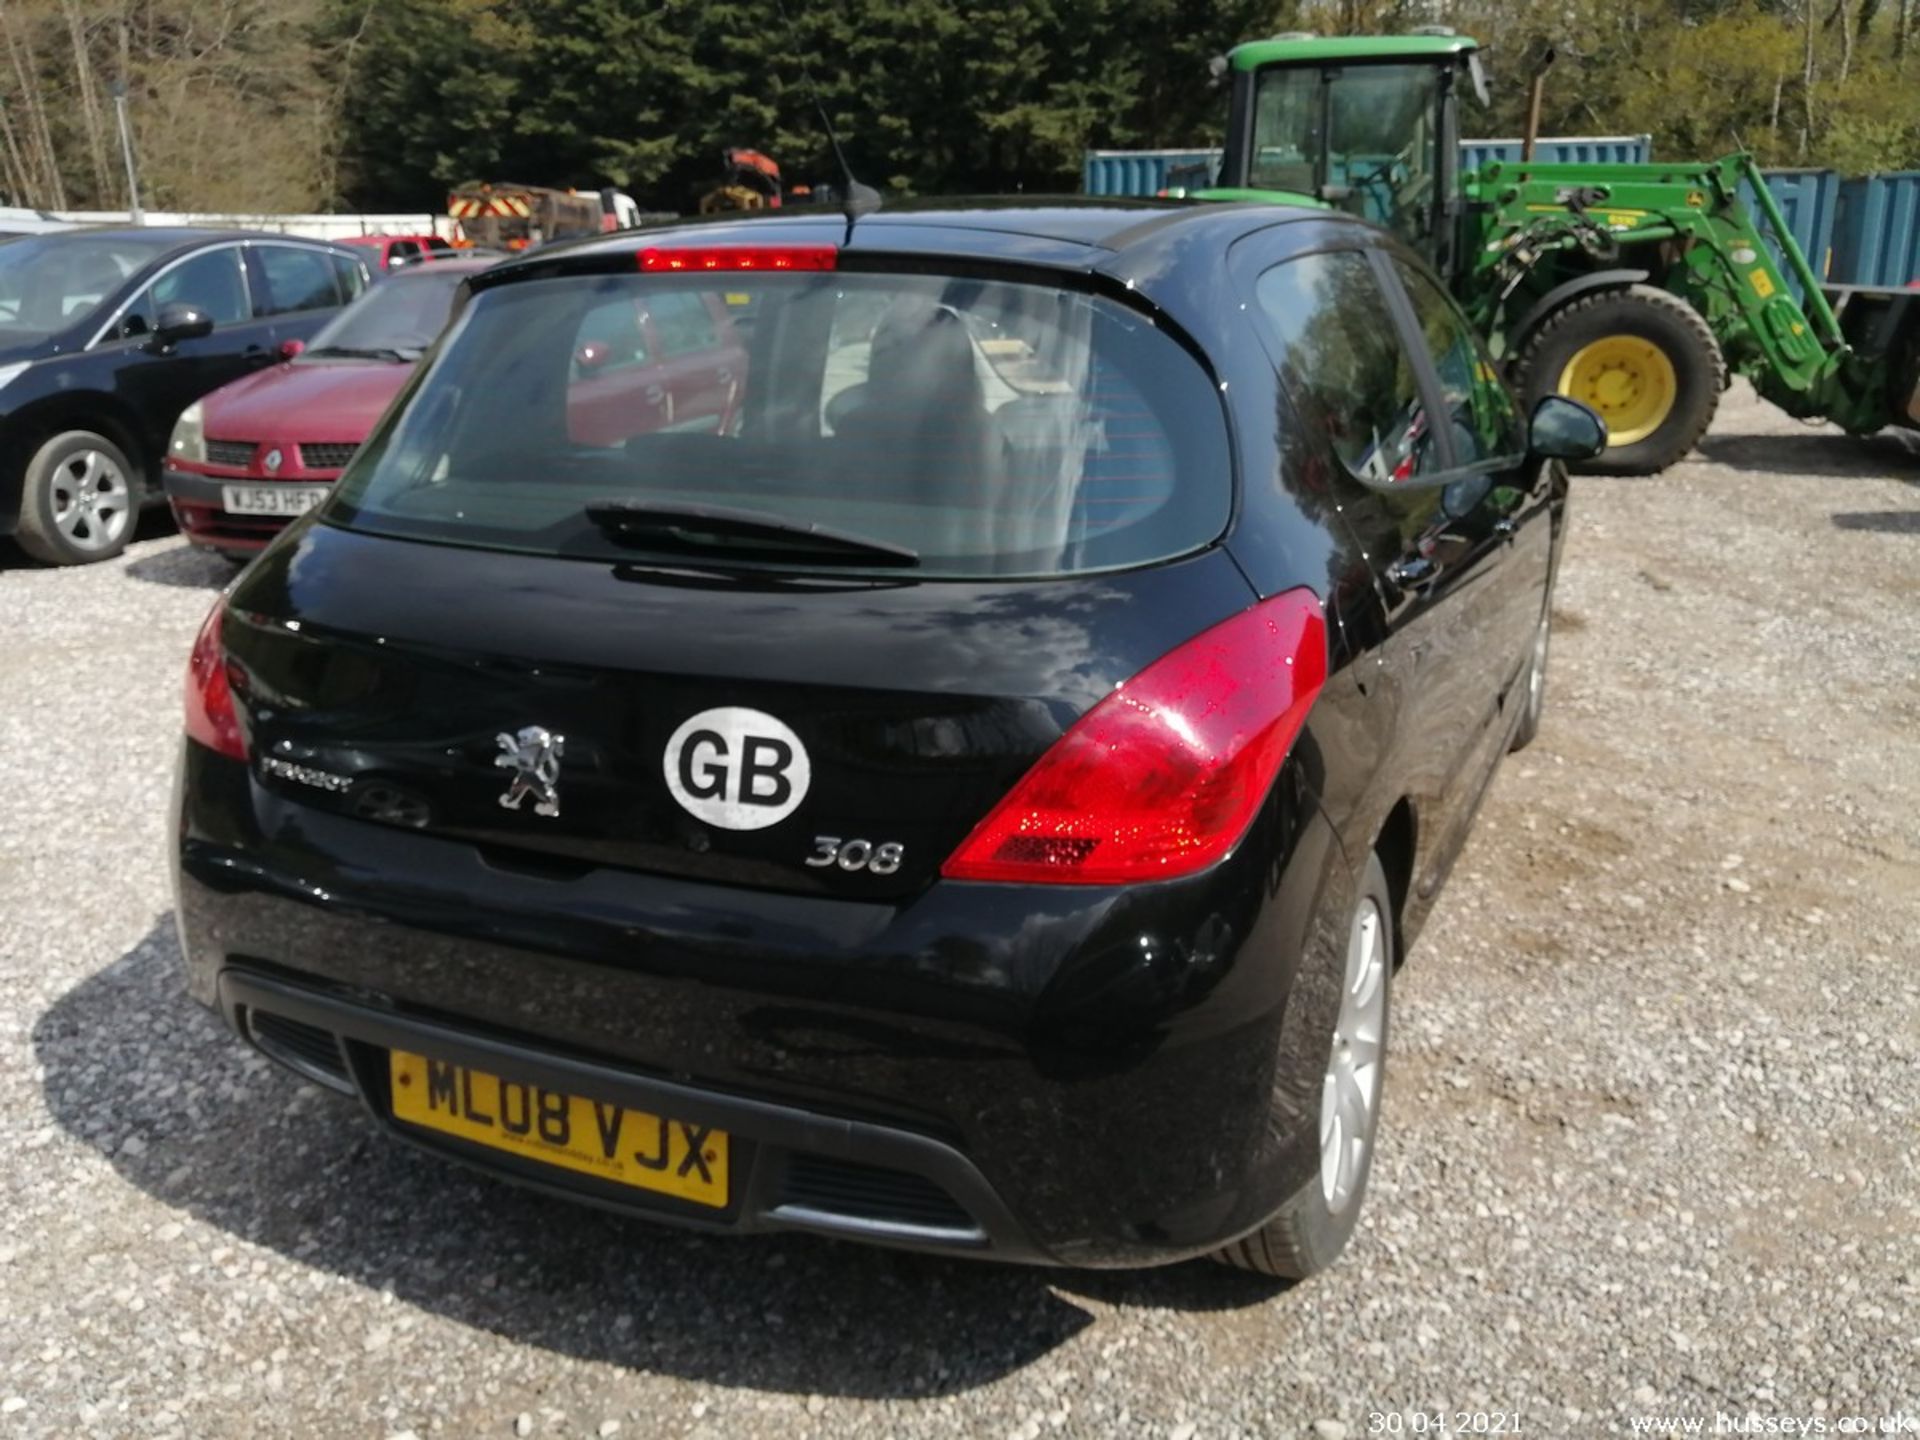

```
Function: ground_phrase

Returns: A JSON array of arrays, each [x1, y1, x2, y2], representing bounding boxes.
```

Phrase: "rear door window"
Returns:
[[253, 245, 342, 316], [329, 267, 1232, 578], [331, 252, 369, 302], [149, 246, 249, 325], [1252, 249, 1440, 484]]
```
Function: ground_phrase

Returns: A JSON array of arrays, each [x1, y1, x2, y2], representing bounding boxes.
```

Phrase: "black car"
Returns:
[[172, 201, 1604, 1276], [0, 228, 373, 564]]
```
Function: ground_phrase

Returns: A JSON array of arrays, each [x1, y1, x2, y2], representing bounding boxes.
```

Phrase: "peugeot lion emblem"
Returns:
[[494, 726, 564, 818]]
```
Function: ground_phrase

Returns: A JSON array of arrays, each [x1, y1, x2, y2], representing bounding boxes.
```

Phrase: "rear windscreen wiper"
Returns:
[[583, 499, 920, 567]]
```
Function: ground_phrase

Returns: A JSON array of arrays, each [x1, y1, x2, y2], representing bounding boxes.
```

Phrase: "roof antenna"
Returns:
[[772, 0, 880, 240]]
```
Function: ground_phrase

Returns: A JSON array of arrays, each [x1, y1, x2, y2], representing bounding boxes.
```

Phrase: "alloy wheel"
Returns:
[[49, 449, 132, 554], [1528, 617, 1549, 716], [1319, 895, 1388, 1213]]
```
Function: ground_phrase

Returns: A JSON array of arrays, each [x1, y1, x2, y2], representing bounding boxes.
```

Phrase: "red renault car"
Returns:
[[163, 259, 494, 557], [165, 257, 749, 559]]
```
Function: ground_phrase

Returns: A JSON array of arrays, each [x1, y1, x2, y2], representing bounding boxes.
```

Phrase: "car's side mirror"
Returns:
[[1466, 52, 1493, 108], [278, 338, 305, 360], [1528, 394, 1608, 461], [150, 303, 214, 351], [573, 341, 611, 373]]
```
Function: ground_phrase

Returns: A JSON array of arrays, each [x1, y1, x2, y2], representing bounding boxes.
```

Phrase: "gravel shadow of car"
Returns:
[[121, 537, 241, 590], [1696, 430, 1920, 478], [35, 920, 1285, 1398], [1831, 509, 1920, 534]]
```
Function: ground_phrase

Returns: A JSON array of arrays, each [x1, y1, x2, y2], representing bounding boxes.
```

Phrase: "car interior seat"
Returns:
[[831, 300, 993, 501]]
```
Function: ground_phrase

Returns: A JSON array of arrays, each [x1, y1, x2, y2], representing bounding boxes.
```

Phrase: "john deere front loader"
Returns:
[[1198, 33, 1920, 473]]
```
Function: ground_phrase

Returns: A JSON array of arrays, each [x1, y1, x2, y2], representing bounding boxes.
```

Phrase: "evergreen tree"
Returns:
[[300, 0, 1920, 214]]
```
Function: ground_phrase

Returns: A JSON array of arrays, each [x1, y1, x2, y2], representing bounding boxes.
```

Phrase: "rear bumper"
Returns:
[[218, 967, 1044, 1259], [173, 741, 1353, 1267]]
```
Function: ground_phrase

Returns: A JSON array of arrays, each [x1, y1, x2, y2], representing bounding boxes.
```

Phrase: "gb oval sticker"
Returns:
[[663, 707, 810, 830]]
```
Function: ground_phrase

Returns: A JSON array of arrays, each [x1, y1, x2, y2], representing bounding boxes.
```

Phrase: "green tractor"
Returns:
[[1194, 32, 1920, 473]]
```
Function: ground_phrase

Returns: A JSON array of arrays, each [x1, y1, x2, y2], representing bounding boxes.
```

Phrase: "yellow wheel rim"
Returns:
[[1557, 336, 1677, 447]]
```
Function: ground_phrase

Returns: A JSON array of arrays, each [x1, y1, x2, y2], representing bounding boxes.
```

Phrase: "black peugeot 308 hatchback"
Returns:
[[172, 201, 1602, 1277]]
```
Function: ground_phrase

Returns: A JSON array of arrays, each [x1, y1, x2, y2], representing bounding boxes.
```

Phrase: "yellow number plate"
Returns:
[[389, 1051, 728, 1208]]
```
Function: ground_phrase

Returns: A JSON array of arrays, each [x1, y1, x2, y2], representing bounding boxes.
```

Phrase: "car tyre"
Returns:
[[1212, 852, 1393, 1280], [14, 430, 141, 566], [1508, 609, 1550, 752]]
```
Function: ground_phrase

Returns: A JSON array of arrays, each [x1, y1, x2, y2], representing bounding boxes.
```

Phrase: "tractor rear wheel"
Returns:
[[1515, 284, 1726, 476]]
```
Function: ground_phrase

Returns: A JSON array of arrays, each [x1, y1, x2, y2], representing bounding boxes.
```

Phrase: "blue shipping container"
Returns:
[[1832, 172, 1920, 289], [1736, 169, 1842, 298], [1458, 136, 1652, 170], [1081, 150, 1220, 195], [1083, 136, 1652, 197]]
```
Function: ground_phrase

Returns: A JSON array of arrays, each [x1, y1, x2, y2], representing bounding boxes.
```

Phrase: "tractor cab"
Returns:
[[1203, 31, 1920, 471], [1209, 32, 1485, 278]]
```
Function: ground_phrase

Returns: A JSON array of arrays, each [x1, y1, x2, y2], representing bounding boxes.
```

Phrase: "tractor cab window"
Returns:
[[1249, 63, 1442, 251], [1249, 67, 1321, 196]]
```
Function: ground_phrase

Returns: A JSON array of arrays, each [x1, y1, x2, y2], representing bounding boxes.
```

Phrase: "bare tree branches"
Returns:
[[0, 0, 331, 209]]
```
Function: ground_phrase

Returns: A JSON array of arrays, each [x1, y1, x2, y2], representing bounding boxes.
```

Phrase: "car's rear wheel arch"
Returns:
[[1372, 797, 1417, 966], [1210, 847, 1393, 1278]]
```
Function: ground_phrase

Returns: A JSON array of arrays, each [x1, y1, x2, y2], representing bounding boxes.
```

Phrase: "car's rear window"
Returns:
[[324, 266, 1231, 578]]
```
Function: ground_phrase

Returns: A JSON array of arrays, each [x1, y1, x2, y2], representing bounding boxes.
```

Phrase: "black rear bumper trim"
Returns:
[[247, 1009, 355, 1094], [216, 968, 1046, 1263]]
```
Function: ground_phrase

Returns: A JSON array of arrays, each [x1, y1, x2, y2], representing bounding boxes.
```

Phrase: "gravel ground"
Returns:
[[1, 382, 1917, 1439]]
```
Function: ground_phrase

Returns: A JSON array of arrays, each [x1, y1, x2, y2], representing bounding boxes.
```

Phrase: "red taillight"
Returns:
[[638, 244, 837, 273], [184, 599, 247, 761], [941, 589, 1327, 886]]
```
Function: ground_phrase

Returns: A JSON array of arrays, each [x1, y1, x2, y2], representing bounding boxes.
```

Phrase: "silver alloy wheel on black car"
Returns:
[[14, 430, 140, 566], [1509, 609, 1550, 752], [1213, 852, 1395, 1279], [1321, 891, 1387, 1213], [50, 447, 131, 551]]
